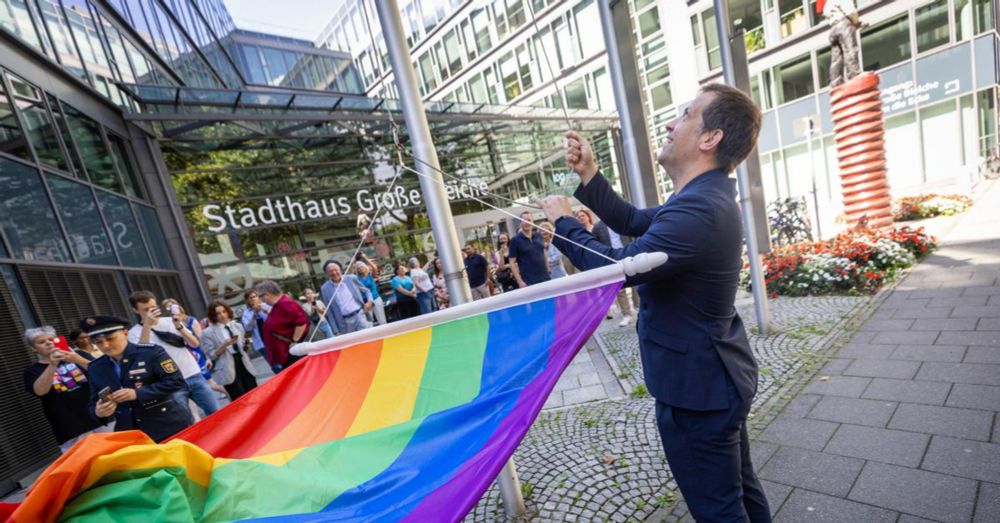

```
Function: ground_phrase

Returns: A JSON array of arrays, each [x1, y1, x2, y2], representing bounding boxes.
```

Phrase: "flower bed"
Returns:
[[893, 194, 973, 221], [747, 226, 936, 297]]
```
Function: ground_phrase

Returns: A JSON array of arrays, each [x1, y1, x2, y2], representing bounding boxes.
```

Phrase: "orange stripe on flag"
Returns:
[[253, 339, 383, 456], [10, 431, 152, 523]]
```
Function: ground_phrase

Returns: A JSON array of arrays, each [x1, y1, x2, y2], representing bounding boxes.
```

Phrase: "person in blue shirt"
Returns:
[[508, 211, 551, 288], [241, 289, 271, 362], [356, 259, 387, 325], [538, 84, 770, 522], [391, 263, 419, 320]]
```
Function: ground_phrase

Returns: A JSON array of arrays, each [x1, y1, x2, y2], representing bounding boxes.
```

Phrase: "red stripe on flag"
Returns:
[[168, 350, 341, 458]]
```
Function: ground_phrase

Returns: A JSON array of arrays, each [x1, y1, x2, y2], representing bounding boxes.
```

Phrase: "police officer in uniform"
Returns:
[[83, 315, 193, 442]]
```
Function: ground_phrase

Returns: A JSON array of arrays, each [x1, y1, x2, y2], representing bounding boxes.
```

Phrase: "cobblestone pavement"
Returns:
[[466, 293, 875, 522]]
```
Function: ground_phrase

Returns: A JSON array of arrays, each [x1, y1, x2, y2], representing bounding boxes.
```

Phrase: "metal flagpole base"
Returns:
[[497, 458, 526, 517]]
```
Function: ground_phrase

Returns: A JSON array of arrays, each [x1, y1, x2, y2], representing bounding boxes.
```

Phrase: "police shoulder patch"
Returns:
[[160, 359, 178, 373]]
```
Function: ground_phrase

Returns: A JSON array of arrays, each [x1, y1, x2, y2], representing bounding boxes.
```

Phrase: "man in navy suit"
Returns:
[[539, 84, 770, 522]]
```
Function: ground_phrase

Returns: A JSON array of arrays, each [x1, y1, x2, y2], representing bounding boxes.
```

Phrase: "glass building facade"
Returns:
[[0, 0, 624, 487]]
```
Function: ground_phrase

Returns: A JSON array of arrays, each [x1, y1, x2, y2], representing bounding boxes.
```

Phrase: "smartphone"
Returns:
[[53, 335, 72, 353], [98, 387, 113, 403], [169, 304, 181, 315]]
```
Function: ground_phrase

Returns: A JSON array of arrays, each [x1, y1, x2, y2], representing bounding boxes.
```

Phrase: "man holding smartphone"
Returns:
[[84, 315, 192, 442], [126, 290, 219, 417]]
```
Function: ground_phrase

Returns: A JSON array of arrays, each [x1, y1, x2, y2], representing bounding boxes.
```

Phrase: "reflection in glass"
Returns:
[[135, 203, 173, 269], [861, 14, 912, 72], [8, 74, 69, 171], [0, 0, 44, 49], [776, 54, 814, 104], [95, 191, 150, 267], [47, 174, 117, 265], [0, 157, 70, 262], [45, 95, 82, 177], [915, 0, 950, 54], [107, 133, 143, 198], [63, 103, 121, 192], [0, 76, 32, 161]]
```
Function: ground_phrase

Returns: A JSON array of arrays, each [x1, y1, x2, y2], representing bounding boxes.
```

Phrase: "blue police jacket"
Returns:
[[554, 170, 759, 411], [87, 341, 193, 442]]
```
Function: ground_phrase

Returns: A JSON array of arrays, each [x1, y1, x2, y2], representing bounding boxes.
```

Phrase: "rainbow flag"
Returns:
[[11, 280, 621, 522]]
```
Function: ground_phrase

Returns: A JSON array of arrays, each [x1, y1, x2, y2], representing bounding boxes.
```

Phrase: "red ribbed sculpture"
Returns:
[[830, 72, 893, 230]]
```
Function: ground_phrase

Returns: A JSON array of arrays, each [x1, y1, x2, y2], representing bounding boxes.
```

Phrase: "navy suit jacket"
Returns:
[[554, 170, 758, 411]]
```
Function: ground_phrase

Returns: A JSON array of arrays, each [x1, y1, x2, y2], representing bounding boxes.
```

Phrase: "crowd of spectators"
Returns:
[[21, 207, 634, 450]]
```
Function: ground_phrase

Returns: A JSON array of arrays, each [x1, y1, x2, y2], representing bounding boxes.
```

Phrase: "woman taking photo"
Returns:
[[493, 233, 517, 292], [201, 300, 258, 400], [431, 258, 449, 309], [391, 263, 420, 320]]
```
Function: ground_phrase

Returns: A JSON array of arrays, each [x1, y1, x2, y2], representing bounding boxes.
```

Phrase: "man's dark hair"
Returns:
[[128, 290, 156, 308], [699, 83, 762, 173], [69, 329, 84, 342], [243, 289, 258, 301]]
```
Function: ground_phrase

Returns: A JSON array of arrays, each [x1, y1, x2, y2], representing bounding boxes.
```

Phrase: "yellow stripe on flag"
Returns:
[[82, 439, 214, 489], [346, 327, 433, 437]]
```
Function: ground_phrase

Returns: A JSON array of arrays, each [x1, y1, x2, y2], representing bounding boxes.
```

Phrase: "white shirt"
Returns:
[[127, 317, 201, 378], [329, 280, 363, 315], [411, 268, 434, 293]]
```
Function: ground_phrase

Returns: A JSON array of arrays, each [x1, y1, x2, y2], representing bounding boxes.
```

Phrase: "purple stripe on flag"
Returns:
[[400, 282, 622, 522]]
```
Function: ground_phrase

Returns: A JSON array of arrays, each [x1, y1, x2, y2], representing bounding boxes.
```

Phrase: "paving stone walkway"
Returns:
[[749, 180, 1000, 523]]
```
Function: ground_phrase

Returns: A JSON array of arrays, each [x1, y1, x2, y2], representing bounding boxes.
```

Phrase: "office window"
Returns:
[[95, 192, 150, 268], [816, 47, 832, 88], [703, 10, 721, 70], [575, 1, 602, 58], [471, 8, 492, 54], [690, 14, 701, 47], [434, 42, 450, 81], [46, 174, 117, 265], [419, 53, 437, 92], [442, 28, 463, 75], [484, 67, 500, 104], [0, 77, 32, 162], [915, 0, 950, 53], [8, 75, 69, 172], [955, 0, 995, 40], [565, 78, 588, 109], [0, 157, 70, 262], [638, 8, 661, 40], [63, 104, 120, 193], [135, 204, 173, 269], [516, 43, 533, 92], [0, 0, 44, 50], [779, 0, 808, 38], [505, 0, 526, 33], [647, 60, 669, 84], [861, 14, 911, 71], [38, 0, 87, 82], [500, 51, 521, 100], [468, 74, 487, 103], [650, 82, 673, 110], [554, 17, 579, 69], [776, 54, 814, 104], [107, 133, 143, 199]]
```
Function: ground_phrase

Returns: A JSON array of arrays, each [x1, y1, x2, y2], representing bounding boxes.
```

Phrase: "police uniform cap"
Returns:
[[79, 315, 130, 338]]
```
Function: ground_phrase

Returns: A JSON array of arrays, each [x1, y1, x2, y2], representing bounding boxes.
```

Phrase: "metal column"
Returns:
[[711, 0, 772, 334], [374, 0, 526, 517], [597, 0, 659, 208]]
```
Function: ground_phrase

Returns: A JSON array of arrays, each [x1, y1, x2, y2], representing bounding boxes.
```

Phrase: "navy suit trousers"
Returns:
[[655, 383, 771, 522]]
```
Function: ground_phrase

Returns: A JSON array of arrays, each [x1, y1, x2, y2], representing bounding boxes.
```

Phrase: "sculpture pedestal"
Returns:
[[830, 72, 893, 230]]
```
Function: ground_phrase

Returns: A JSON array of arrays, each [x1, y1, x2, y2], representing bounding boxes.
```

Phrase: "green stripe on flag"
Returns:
[[411, 314, 490, 417], [60, 467, 206, 523]]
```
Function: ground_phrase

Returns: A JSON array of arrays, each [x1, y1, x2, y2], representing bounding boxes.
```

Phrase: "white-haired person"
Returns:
[[356, 259, 387, 326], [22, 326, 110, 452]]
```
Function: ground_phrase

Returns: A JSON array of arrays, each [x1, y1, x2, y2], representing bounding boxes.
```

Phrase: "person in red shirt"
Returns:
[[256, 280, 309, 372]]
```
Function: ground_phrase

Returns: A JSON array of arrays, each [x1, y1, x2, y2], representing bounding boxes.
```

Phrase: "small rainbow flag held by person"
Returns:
[[9, 273, 625, 522]]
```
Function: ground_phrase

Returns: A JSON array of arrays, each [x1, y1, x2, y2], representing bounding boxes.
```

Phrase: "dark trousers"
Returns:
[[224, 354, 258, 401], [655, 389, 771, 522]]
